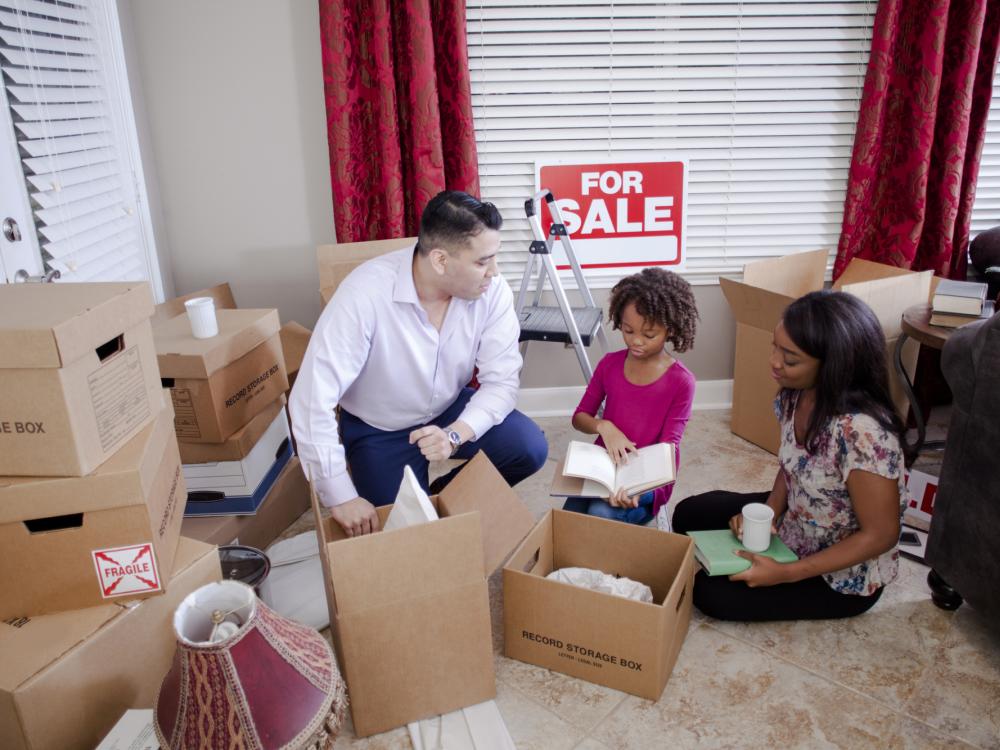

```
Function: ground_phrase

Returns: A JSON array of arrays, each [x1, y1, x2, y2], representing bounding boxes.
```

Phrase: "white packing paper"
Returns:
[[546, 566, 654, 603], [383, 464, 439, 531], [406, 700, 516, 750]]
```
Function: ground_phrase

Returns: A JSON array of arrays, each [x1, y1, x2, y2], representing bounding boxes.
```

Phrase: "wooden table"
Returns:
[[896, 303, 953, 453]]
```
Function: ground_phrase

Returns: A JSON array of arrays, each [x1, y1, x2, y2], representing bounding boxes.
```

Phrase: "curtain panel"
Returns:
[[835, 0, 1000, 280], [319, 0, 480, 242]]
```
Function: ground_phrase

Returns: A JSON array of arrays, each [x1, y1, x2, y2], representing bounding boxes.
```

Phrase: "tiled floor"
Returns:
[[291, 410, 999, 749]]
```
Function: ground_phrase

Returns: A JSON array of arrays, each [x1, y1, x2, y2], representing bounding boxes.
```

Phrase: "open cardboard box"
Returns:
[[504, 510, 695, 700], [0, 537, 221, 750], [181, 457, 310, 548], [151, 282, 237, 324], [311, 452, 534, 737], [0, 403, 185, 619], [154, 309, 288, 443], [317, 237, 415, 305], [0, 282, 164, 476], [720, 249, 933, 453]]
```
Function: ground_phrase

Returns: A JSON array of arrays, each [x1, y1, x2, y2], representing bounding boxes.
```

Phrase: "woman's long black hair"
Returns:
[[779, 290, 913, 467]]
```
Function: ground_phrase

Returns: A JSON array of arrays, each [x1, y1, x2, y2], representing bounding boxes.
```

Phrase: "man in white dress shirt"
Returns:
[[290, 191, 548, 536]]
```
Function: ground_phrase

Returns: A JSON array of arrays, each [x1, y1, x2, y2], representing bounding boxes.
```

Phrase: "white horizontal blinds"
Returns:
[[0, 0, 148, 281], [467, 0, 876, 285], [970, 63, 1000, 239]]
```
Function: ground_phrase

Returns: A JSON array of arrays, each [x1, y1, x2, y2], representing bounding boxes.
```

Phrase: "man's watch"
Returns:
[[446, 429, 462, 456]]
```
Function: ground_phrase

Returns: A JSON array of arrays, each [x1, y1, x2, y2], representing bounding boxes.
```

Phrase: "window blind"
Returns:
[[466, 0, 877, 286], [0, 0, 153, 282], [971, 64, 1000, 241]]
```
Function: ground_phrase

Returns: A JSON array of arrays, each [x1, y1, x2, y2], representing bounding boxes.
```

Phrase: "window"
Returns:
[[971, 64, 1000, 238], [0, 0, 160, 290], [466, 0, 877, 286]]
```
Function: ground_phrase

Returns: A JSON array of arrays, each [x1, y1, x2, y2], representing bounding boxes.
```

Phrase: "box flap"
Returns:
[[720, 277, 794, 331], [279, 322, 311, 378], [742, 248, 828, 296], [833, 258, 913, 287], [0, 401, 175, 522], [153, 309, 280, 379], [836, 269, 933, 338], [438, 452, 536, 576], [317, 237, 414, 300], [152, 283, 237, 324], [0, 282, 154, 369], [327, 513, 484, 614]]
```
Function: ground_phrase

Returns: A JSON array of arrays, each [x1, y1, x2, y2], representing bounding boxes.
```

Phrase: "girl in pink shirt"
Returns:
[[566, 268, 698, 526]]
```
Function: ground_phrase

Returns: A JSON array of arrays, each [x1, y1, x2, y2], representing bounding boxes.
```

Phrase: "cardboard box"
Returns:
[[0, 537, 221, 750], [312, 452, 535, 737], [181, 457, 310, 548], [317, 237, 415, 305], [279, 321, 311, 393], [154, 309, 288, 443], [720, 250, 933, 453], [0, 405, 186, 619], [177, 395, 285, 465], [183, 404, 291, 516], [503, 510, 695, 700], [151, 282, 237, 324], [0, 282, 164, 476]]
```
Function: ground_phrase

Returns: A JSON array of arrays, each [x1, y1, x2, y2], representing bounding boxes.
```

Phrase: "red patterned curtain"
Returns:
[[318, 0, 480, 243], [835, 0, 1000, 280]]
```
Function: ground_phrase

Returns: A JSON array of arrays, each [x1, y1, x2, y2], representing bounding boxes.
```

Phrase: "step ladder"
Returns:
[[515, 189, 609, 381]]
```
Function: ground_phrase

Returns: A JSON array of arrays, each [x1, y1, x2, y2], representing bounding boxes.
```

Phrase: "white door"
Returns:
[[0, 0, 160, 291]]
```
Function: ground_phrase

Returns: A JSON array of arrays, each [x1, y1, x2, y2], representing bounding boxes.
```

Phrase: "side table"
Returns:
[[895, 303, 953, 453]]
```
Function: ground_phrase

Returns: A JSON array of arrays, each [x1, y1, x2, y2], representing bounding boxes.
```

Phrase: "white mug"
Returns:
[[741, 503, 774, 553], [184, 296, 219, 339]]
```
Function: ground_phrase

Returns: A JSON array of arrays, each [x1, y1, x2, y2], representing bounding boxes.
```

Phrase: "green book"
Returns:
[[686, 529, 798, 576]]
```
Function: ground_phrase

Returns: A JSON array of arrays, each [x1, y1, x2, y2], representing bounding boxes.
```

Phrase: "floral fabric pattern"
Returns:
[[775, 396, 908, 596]]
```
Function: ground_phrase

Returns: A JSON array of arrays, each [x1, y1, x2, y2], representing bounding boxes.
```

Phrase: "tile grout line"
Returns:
[[698, 619, 979, 748]]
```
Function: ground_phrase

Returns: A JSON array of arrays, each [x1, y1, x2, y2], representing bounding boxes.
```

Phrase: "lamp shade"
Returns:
[[154, 580, 347, 749]]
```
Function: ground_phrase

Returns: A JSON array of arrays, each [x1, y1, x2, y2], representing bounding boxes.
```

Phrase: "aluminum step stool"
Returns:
[[515, 189, 609, 382]]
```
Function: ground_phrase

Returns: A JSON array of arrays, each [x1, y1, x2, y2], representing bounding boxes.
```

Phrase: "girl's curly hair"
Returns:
[[607, 268, 698, 352]]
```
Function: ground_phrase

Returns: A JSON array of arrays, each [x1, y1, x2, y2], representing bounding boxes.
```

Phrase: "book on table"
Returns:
[[685, 529, 798, 576], [929, 299, 994, 328], [932, 279, 988, 316], [550, 440, 675, 499]]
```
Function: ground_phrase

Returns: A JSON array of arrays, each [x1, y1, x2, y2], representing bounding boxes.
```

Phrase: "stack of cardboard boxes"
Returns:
[[151, 285, 313, 550], [0, 282, 222, 750]]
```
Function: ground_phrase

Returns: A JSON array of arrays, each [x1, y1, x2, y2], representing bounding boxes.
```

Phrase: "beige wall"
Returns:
[[125, 0, 737, 384], [125, 0, 333, 328]]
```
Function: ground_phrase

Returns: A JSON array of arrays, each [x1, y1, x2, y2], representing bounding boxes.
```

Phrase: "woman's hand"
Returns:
[[728, 511, 778, 542], [596, 420, 637, 465], [728, 550, 793, 587]]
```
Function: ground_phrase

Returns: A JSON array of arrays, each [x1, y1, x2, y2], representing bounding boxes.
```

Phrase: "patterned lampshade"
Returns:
[[154, 581, 348, 749]]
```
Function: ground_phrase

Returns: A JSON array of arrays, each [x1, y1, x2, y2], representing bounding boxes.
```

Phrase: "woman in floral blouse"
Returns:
[[672, 290, 910, 620]]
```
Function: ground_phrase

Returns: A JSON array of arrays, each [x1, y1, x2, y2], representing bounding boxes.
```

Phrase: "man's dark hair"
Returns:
[[779, 290, 912, 466], [416, 191, 503, 255], [607, 267, 699, 352]]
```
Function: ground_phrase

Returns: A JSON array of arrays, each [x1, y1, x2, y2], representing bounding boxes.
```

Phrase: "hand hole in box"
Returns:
[[188, 491, 226, 504], [675, 585, 687, 613], [275, 437, 290, 461], [24, 512, 83, 533], [161, 377, 175, 388], [95, 334, 124, 362], [522, 548, 540, 574]]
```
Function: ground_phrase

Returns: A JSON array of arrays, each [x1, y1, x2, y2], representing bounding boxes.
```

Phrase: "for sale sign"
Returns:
[[92, 542, 162, 598], [536, 158, 687, 272]]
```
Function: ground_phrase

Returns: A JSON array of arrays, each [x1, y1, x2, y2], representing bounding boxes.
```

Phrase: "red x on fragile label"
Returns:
[[92, 543, 162, 598]]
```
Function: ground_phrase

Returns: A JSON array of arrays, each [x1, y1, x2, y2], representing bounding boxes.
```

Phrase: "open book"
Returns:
[[551, 441, 676, 499], [686, 529, 798, 576]]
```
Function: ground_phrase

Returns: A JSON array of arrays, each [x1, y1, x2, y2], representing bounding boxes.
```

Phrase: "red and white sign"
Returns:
[[536, 158, 687, 271], [92, 542, 161, 599], [904, 469, 938, 525]]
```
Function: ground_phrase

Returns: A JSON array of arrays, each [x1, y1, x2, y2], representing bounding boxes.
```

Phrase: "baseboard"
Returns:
[[516, 379, 733, 418]]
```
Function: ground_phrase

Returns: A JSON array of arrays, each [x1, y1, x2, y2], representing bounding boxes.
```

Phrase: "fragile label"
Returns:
[[92, 543, 161, 598]]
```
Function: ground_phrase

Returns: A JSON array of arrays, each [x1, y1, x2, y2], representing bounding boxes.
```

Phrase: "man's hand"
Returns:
[[330, 496, 380, 537], [409, 425, 453, 462]]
